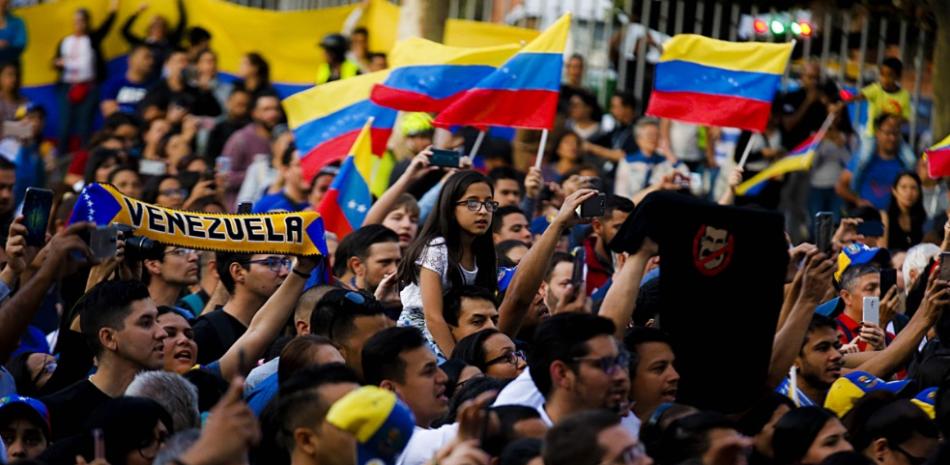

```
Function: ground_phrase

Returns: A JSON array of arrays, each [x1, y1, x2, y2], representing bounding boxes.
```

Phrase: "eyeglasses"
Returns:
[[249, 256, 293, 272], [891, 443, 928, 465], [603, 442, 648, 465], [30, 359, 57, 386], [572, 351, 631, 376], [485, 350, 525, 367], [165, 247, 197, 258], [456, 199, 499, 212], [159, 188, 188, 198], [137, 430, 168, 461]]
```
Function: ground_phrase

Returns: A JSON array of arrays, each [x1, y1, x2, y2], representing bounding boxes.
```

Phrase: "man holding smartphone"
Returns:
[[837, 264, 891, 352]]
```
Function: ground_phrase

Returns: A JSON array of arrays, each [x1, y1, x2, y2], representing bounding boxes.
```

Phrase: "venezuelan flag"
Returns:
[[434, 14, 571, 130], [371, 38, 519, 112], [646, 34, 793, 133], [736, 133, 821, 196], [317, 119, 375, 239], [282, 71, 397, 182], [925, 134, 950, 179]]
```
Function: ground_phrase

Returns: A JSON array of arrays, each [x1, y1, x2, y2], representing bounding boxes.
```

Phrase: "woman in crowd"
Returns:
[[234, 53, 277, 101], [884, 171, 926, 250], [549, 131, 584, 181], [451, 329, 526, 380], [82, 147, 123, 187], [398, 170, 498, 358], [108, 165, 143, 200], [564, 91, 601, 141], [773, 407, 853, 465], [382, 194, 420, 250], [0, 62, 26, 122], [143, 174, 187, 210]]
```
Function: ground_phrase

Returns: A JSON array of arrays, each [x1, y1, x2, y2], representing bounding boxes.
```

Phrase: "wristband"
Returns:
[[292, 268, 312, 279]]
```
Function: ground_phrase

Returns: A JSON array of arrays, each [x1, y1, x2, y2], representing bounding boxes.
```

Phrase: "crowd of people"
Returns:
[[0, 1, 948, 465]]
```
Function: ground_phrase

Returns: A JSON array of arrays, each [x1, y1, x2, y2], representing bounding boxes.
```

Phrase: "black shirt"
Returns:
[[41, 379, 111, 441], [777, 80, 840, 149], [192, 306, 247, 365]]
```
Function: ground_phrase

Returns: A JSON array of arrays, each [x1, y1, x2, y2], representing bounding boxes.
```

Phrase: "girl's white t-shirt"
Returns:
[[399, 237, 478, 310]]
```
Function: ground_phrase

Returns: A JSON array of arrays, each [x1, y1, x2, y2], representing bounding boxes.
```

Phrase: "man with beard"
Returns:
[[624, 328, 680, 428], [496, 313, 631, 428], [540, 252, 575, 313], [144, 245, 200, 308], [775, 315, 844, 407], [221, 92, 282, 209], [333, 225, 401, 298], [584, 195, 635, 294]]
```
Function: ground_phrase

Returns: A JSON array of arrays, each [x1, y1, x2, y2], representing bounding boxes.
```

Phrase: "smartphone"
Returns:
[[93, 428, 105, 461], [88, 225, 118, 261], [179, 171, 200, 191], [139, 159, 167, 176], [880, 268, 897, 298], [578, 193, 607, 218], [571, 247, 586, 288], [21, 187, 53, 247], [856, 220, 885, 238], [940, 252, 950, 281], [237, 202, 253, 214], [862, 296, 880, 326], [215, 156, 231, 174], [3, 120, 31, 139], [814, 212, 834, 255], [429, 148, 461, 168]]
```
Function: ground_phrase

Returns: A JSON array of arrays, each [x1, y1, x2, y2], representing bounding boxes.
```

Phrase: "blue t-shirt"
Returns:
[[246, 372, 278, 416], [252, 191, 309, 213], [101, 76, 151, 114], [847, 154, 902, 210]]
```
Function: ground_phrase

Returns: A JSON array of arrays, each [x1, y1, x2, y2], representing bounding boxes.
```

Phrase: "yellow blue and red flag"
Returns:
[[924, 134, 950, 179], [433, 14, 571, 130], [737, 132, 821, 196], [282, 71, 397, 182], [646, 34, 793, 133], [371, 38, 519, 113], [317, 118, 375, 239]]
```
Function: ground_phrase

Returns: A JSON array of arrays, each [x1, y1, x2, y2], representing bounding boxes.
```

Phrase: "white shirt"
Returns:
[[493, 368, 642, 436], [61, 35, 95, 83], [396, 424, 458, 465]]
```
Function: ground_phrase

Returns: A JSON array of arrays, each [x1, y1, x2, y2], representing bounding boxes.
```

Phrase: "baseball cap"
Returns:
[[529, 215, 550, 235], [401, 113, 433, 137], [497, 266, 516, 292], [326, 386, 416, 465], [0, 395, 51, 438], [824, 371, 910, 417], [834, 243, 890, 283], [911, 387, 938, 419]]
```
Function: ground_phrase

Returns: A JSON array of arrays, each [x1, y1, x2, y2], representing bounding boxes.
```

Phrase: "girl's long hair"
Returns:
[[398, 170, 497, 293], [886, 171, 926, 247]]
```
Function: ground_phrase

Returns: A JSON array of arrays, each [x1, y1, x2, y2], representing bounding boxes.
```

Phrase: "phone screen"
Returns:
[[940, 252, 950, 282], [579, 193, 606, 218], [880, 268, 897, 297], [814, 212, 834, 255], [571, 248, 586, 288], [237, 202, 253, 214], [22, 187, 53, 247], [862, 296, 880, 326], [429, 148, 461, 168]]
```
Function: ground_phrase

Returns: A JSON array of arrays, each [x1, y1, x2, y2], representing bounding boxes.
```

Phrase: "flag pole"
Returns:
[[469, 130, 487, 158], [737, 135, 755, 170], [535, 129, 549, 171]]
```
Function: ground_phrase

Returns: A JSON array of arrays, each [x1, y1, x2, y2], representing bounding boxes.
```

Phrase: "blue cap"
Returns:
[[815, 297, 845, 318], [835, 243, 890, 282], [0, 396, 51, 436]]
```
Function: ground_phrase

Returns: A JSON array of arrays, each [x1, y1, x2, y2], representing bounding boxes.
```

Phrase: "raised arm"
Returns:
[[170, 0, 187, 47], [600, 240, 656, 339], [91, 1, 119, 44], [121, 3, 146, 46], [497, 188, 596, 337], [767, 251, 834, 388], [363, 151, 434, 226], [216, 256, 318, 379], [0, 223, 92, 363], [856, 273, 949, 378]]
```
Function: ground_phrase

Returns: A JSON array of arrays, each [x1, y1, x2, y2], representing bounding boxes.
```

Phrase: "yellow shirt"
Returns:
[[860, 82, 911, 135]]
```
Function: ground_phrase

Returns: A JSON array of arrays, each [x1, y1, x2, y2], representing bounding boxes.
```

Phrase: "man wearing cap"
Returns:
[[316, 33, 360, 86], [388, 113, 439, 199], [837, 263, 892, 352], [0, 396, 50, 461]]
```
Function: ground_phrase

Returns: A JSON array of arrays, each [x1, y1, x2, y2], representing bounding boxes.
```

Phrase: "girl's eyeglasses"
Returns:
[[456, 199, 500, 212], [485, 350, 525, 367]]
